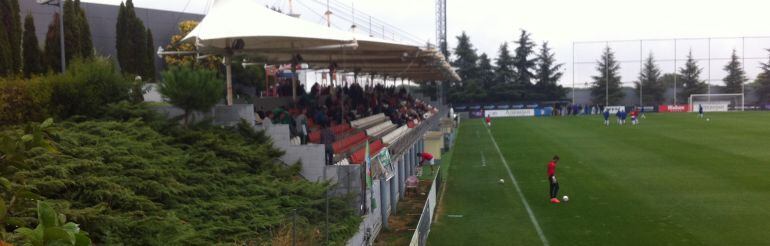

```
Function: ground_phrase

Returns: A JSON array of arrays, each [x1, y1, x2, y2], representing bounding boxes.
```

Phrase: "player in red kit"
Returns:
[[485, 115, 491, 127], [548, 155, 561, 203]]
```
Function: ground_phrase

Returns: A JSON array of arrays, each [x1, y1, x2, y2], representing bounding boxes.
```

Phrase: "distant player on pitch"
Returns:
[[630, 109, 639, 125], [485, 115, 492, 127], [698, 104, 704, 118], [548, 155, 561, 203], [603, 109, 610, 126]]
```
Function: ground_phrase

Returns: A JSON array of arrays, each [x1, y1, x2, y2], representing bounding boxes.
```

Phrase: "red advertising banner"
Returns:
[[658, 104, 691, 113]]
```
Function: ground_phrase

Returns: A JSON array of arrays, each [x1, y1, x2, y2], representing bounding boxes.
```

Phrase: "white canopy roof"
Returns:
[[182, 0, 459, 82]]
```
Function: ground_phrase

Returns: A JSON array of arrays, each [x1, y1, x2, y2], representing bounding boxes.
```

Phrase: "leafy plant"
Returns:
[[14, 201, 91, 246], [49, 57, 132, 119], [158, 66, 224, 125]]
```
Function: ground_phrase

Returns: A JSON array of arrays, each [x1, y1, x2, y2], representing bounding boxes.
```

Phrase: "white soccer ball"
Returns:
[[706, 118, 710, 122], [499, 179, 505, 184], [562, 195, 569, 202]]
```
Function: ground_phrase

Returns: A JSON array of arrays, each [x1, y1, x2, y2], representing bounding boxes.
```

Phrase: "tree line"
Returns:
[[594, 46, 770, 105], [435, 29, 770, 105], [0, 0, 154, 80], [442, 30, 566, 104]]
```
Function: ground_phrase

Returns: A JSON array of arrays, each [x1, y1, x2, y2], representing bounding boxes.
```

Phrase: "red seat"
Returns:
[[332, 132, 368, 154], [308, 123, 352, 144], [349, 140, 385, 164]]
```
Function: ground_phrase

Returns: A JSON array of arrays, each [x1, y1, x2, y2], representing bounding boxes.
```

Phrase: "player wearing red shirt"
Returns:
[[631, 109, 639, 125], [418, 152, 435, 175], [548, 155, 561, 203], [485, 115, 491, 127]]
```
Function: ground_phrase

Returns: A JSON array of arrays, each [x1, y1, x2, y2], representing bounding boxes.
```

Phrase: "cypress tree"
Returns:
[[116, 0, 149, 76], [722, 49, 747, 93], [145, 28, 155, 80], [63, 0, 82, 62], [75, 0, 93, 58], [116, 2, 127, 73], [591, 46, 624, 105], [44, 12, 62, 72], [451, 31, 479, 81], [678, 51, 707, 100], [512, 30, 536, 87], [636, 53, 665, 105], [0, 18, 11, 76], [0, 0, 22, 74], [22, 13, 44, 77]]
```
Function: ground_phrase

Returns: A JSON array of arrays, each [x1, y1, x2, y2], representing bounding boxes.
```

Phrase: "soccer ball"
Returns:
[[499, 179, 505, 184], [706, 118, 710, 122], [562, 195, 569, 202]]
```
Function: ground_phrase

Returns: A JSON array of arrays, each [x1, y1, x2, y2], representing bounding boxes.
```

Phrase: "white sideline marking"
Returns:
[[480, 151, 486, 167], [483, 122, 550, 246]]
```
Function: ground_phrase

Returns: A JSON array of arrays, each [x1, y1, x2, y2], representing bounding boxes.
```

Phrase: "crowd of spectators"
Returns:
[[256, 82, 433, 145]]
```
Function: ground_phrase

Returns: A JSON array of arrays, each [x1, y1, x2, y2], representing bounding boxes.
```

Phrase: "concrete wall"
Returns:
[[151, 104, 255, 127]]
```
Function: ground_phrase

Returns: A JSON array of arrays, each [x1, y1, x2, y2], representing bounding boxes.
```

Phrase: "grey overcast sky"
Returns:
[[85, 0, 770, 86]]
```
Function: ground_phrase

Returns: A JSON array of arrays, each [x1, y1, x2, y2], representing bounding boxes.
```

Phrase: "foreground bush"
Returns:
[[0, 117, 360, 245], [0, 57, 131, 125]]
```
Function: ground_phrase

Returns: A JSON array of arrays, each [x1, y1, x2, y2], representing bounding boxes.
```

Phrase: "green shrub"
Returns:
[[1, 119, 360, 245], [0, 76, 53, 125], [14, 201, 92, 246], [159, 67, 224, 125], [49, 57, 132, 119]]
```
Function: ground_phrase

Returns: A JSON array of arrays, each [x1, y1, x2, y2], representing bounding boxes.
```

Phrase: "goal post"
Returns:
[[688, 93, 745, 112]]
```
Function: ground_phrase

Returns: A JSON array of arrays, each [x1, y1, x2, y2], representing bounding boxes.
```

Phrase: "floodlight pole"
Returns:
[[605, 42, 609, 106], [742, 37, 745, 111], [674, 39, 677, 105], [707, 38, 711, 102], [572, 42, 575, 104], [639, 39, 649, 107]]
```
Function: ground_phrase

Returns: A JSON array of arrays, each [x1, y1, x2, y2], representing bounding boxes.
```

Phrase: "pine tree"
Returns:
[[512, 30, 536, 87], [722, 49, 747, 93], [591, 46, 623, 105], [636, 53, 665, 105], [755, 49, 770, 104], [44, 12, 62, 72], [477, 53, 494, 87], [145, 28, 156, 80], [0, 0, 22, 74], [535, 42, 565, 100], [76, 0, 93, 58], [493, 42, 515, 85], [678, 51, 707, 100], [63, 0, 82, 62], [22, 13, 44, 77], [451, 31, 479, 81]]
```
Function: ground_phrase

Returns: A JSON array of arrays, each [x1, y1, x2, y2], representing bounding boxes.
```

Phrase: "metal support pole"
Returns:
[[640, 40, 643, 106], [225, 55, 233, 106], [292, 209, 297, 246]]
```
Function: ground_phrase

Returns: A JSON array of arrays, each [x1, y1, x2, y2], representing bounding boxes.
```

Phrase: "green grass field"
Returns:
[[429, 112, 770, 245]]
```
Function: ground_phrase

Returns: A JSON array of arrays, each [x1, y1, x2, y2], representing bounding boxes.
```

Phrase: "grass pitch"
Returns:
[[429, 112, 770, 245]]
